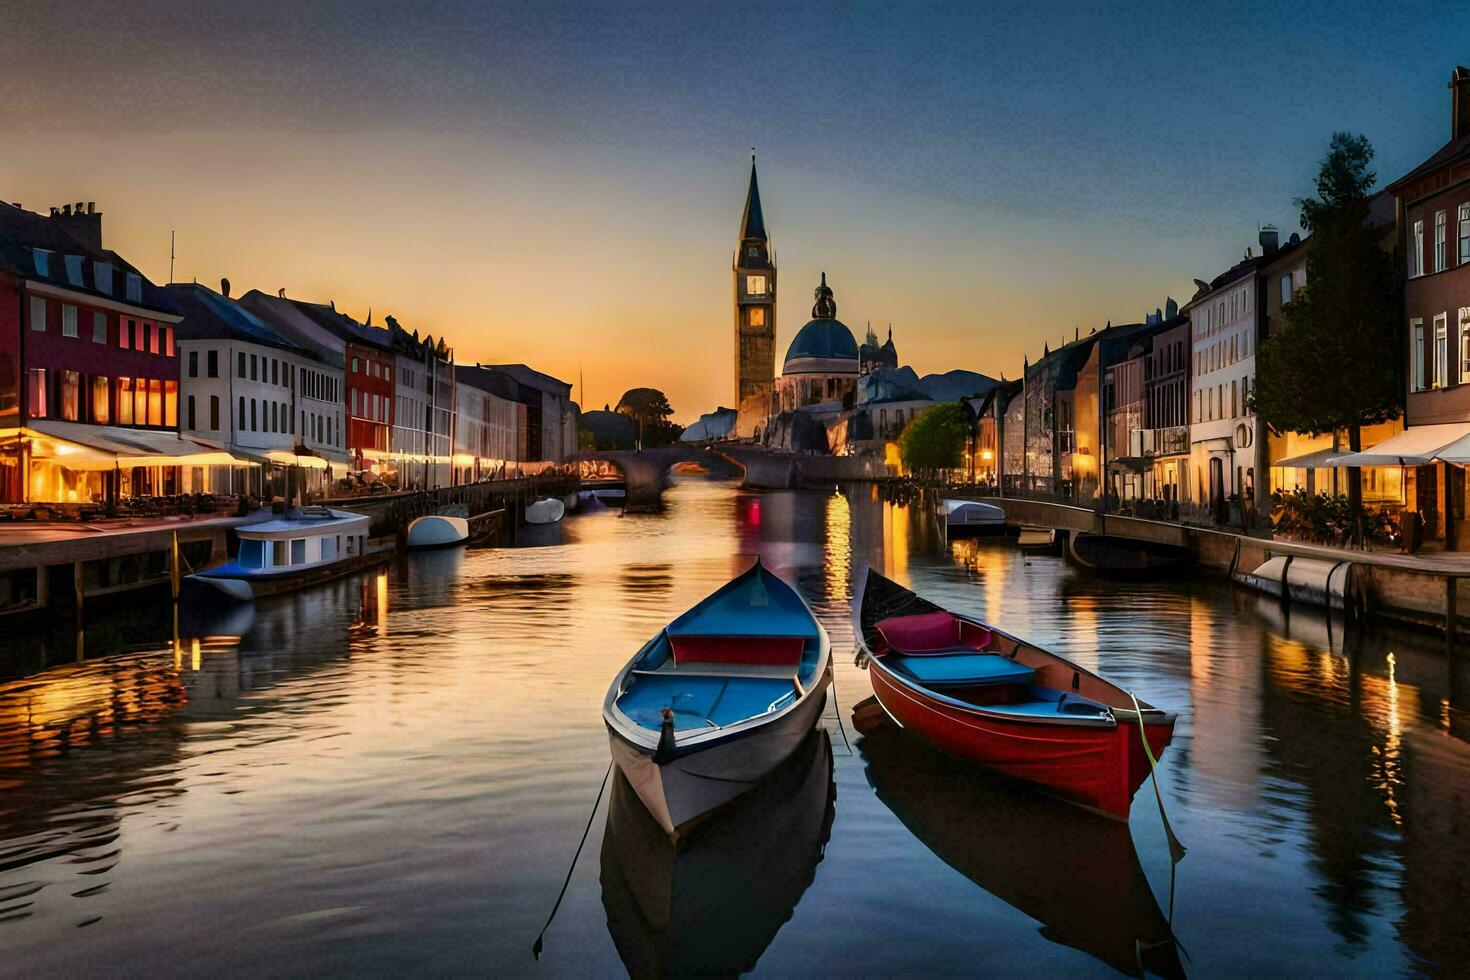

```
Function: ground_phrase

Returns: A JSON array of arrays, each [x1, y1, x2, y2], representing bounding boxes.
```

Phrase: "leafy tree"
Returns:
[[898, 403, 970, 476], [615, 387, 682, 447], [1251, 132, 1401, 543]]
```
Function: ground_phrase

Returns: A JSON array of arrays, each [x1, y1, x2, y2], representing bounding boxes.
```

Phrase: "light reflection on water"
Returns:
[[0, 477, 1469, 975]]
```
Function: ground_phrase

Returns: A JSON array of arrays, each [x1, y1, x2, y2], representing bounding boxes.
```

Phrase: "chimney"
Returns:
[[220, 276, 231, 298], [1259, 225, 1279, 255], [50, 200, 103, 251], [1453, 66, 1470, 141]]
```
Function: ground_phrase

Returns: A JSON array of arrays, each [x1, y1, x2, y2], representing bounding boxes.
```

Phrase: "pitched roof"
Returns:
[[0, 201, 180, 315], [283, 297, 393, 351], [1387, 133, 1470, 197], [166, 283, 316, 357], [455, 364, 519, 400], [488, 363, 572, 396], [739, 160, 767, 242]]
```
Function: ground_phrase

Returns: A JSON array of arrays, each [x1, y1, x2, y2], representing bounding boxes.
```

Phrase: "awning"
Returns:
[[1327, 422, 1470, 467], [1272, 448, 1342, 469], [24, 421, 241, 470]]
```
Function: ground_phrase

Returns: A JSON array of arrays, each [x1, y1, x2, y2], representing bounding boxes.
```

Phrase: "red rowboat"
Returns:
[[856, 568, 1176, 819]]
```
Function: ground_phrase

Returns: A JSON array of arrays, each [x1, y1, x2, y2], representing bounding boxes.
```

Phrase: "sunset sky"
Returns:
[[3, 1, 1465, 421]]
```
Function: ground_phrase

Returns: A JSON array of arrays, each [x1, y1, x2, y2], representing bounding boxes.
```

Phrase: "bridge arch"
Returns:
[[572, 445, 747, 511]]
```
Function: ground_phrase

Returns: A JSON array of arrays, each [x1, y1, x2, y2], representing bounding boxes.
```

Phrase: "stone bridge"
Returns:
[[573, 444, 892, 511]]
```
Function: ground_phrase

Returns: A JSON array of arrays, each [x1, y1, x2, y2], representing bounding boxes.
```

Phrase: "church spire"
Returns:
[[739, 154, 767, 242]]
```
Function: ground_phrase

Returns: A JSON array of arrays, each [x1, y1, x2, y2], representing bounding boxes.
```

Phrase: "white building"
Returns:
[[389, 320, 456, 489], [454, 364, 528, 482], [1182, 234, 1275, 521], [170, 282, 346, 497]]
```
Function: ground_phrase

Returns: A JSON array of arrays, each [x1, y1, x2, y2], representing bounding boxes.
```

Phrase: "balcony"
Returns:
[[1129, 426, 1189, 458]]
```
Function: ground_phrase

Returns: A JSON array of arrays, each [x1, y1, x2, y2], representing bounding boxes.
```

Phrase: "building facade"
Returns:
[[775, 274, 859, 413], [488, 363, 576, 464], [733, 159, 776, 439], [0, 201, 194, 505], [453, 365, 522, 483], [389, 319, 455, 489]]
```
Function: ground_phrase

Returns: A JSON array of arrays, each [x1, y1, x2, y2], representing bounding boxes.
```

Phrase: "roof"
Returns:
[[167, 283, 316, 358], [680, 406, 737, 442], [488, 363, 573, 397], [1387, 133, 1470, 197], [283, 297, 393, 351], [785, 318, 859, 364], [0, 202, 180, 316], [739, 160, 767, 242], [455, 364, 520, 400]]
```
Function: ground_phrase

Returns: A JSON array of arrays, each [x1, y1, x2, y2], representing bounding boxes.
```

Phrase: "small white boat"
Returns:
[[602, 559, 832, 843], [186, 507, 381, 600], [941, 498, 1007, 538], [525, 497, 566, 525], [406, 514, 470, 550]]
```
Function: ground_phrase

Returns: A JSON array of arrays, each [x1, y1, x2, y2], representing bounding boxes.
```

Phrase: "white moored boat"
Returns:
[[406, 514, 470, 549], [525, 497, 566, 524], [185, 507, 381, 601], [940, 498, 1008, 538]]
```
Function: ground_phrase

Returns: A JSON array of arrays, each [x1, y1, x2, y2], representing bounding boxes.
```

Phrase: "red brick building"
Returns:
[[0, 201, 192, 504]]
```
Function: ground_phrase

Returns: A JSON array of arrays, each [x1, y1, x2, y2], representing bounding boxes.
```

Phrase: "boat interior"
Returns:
[[873, 611, 1114, 719], [616, 569, 822, 733]]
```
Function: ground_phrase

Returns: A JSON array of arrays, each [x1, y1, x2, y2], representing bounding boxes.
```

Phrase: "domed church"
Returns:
[[776, 273, 860, 411]]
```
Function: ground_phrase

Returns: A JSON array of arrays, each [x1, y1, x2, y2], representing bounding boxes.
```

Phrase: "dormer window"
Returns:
[[64, 255, 84, 286], [31, 249, 50, 278], [125, 272, 142, 303], [746, 275, 766, 295], [94, 261, 113, 295]]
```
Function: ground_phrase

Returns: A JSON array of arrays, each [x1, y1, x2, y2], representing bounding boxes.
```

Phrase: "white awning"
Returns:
[[25, 421, 242, 470], [1272, 448, 1342, 469], [1327, 422, 1470, 467]]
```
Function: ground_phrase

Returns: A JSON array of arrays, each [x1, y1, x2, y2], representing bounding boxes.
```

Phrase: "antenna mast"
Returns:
[[169, 230, 175, 283]]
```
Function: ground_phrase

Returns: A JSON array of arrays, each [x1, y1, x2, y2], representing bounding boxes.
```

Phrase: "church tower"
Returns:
[[733, 157, 776, 438]]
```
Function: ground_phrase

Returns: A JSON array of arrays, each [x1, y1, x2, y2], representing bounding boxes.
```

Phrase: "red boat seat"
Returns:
[[875, 612, 991, 655], [670, 635, 805, 666]]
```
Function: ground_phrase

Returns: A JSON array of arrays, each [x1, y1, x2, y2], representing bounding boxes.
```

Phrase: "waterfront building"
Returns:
[[388, 318, 455, 490], [170, 281, 346, 497], [0, 200, 216, 506], [1375, 66, 1470, 548], [1020, 332, 1101, 497], [964, 379, 1021, 486], [452, 364, 522, 482], [776, 274, 860, 413], [1181, 236, 1274, 525], [240, 291, 393, 480], [483, 363, 577, 464], [1138, 316, 1191, 504], [733, 158, 776, 439]]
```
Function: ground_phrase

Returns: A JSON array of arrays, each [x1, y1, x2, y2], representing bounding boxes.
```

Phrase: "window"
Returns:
[[272, 540, 287, 566], [271, 359, 279, 386], [61, 304, 77, 337], [746, 275, 766, 295], [143, 321, 155, 353], [352, 357, 360, 373], [1461, 204, 1470, 266], [91, 376, 110, 423], [64, 255, 83, 286], [188, 351, 199, 377], [210, 395, 220, 431], [187, 395, 197, 430], [1412, 219, 1425, 277], [1280, 274, 1292, 306], [94, 261, 113, 295], [26, 368, 46, 418], [125, 273, 142, 303], [270, 400, 277, 432], [29, 296, 46, 331], [238, 351, 247, 378], [250, 399, 257, 431], [351, 389, 359, 416], [134, 378, 147, 426], [92, 310, 106, 343], [119, 378, 135, 424], [1463, 309, 1470, 383], [1436, 210, 1448, 272], [31, 249, 49, 278], [749, 306, 766, 327], [290, 539, 306, 565], [164, 380, 177, 427], [60, 370, 79, 420], [1413, 319, 1426, 391], [238, 539, 265, 569], [163, 326, 174, 357], [1435, 314, 1450, 389], [250, 354, 258, 381], [119, 318, 132, 349], [238, 396, 245, 431], [149, 378, 163, 426]]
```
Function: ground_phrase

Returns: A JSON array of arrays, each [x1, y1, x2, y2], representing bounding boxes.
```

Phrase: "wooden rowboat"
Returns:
[[856, 567, 1175, 819], [602, 559, 832, 842]]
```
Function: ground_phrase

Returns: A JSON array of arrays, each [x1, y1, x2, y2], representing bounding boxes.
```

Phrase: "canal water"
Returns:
[[2, 478, 1469, 976]]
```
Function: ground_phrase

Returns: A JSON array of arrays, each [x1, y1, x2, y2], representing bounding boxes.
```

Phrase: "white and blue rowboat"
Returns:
[[406, 514, 470, 549], [602, 558, 832, 843], [941, 498, 1008, 538], [525, 497, 566, 525], [185, 507, 380, 601]]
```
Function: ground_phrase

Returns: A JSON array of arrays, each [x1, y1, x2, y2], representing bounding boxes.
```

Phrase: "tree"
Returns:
[[615, 387, 682, 447], [898, 403, 970, 477], [1251, 132, 1402, 543]]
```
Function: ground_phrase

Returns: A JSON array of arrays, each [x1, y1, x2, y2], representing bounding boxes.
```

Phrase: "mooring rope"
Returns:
[[828, 659, 854, 757], [1128, 691, 1186, 864], [531, 760, 613, 960]]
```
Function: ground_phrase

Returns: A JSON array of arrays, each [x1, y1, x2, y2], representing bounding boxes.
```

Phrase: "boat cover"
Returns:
[[887, 653, 1034, 688], [876, 612, 991, 655]]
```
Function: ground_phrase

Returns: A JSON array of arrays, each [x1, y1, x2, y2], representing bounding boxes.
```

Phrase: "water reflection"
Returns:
[[600, 729, 835, 978], [0, 480, 1469, 974], [858, 720, 1183, 977]]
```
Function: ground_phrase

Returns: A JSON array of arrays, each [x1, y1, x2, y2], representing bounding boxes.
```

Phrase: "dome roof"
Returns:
[[785, 318, 859, 365]]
